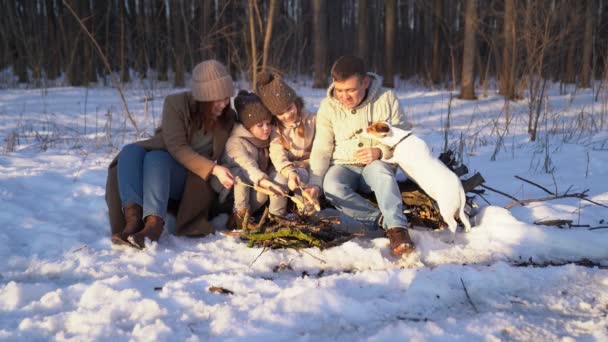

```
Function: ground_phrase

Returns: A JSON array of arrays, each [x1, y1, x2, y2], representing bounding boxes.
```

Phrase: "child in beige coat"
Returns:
[[255, 72, 316, 216], [221, 91, 286, 229]]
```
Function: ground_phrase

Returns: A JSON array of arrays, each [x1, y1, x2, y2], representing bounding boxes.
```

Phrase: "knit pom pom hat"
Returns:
[[234, 90, 272, 129], [191, 60, 234, 101], [255, 72, 297, 115]]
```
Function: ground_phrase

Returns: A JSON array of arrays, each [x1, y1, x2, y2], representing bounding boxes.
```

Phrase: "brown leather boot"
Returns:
[[386, 227, 416, 256], [226, 209, 249, 230], [129, 215, 164, 249], [111, 204, 144, 246]]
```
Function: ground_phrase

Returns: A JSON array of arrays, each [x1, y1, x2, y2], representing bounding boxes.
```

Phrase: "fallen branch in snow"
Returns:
[[533, 219, 589, 229], [208, 286, 234, 295], [588, 226, 608, 231], [515, 175, 554, 195], [511, 258, 607, 269], [504, 190, 590, 209], [460, 278, 479, 313], [513, 176, 608, 209], [481, 184, 521, 203]]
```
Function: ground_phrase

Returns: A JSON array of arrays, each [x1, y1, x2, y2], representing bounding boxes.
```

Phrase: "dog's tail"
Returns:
[[459, 189, 472, 232]]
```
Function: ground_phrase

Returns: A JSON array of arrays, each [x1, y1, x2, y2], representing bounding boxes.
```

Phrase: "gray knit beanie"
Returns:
[[255, 72, 297, 115], [191, 60, 234, 102]]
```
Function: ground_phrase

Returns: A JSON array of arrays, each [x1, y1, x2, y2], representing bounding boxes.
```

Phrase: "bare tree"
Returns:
[[580, 0, 594, 88], [357, 0, 369, 65], [262, 0, 278, 72], [499, 0, 516, 100], [431, 0, 443, 84], [312, 0, 328, 88], [459, 0, 477, 100], [383, 0, 396, 88]]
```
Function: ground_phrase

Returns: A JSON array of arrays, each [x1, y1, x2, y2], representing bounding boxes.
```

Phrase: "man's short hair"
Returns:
[[331, 55, 367, 82]]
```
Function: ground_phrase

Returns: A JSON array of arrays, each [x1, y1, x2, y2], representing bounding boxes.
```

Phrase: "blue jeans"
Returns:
[[117, 144, 187, 220], [323, 161, 408, 230]]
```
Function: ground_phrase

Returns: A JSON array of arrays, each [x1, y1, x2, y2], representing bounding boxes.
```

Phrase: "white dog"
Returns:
[[363, 121, 471, 233]]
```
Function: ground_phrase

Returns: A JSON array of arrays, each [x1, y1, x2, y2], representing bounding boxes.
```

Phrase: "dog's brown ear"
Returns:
[[376, 122, 390, 133]]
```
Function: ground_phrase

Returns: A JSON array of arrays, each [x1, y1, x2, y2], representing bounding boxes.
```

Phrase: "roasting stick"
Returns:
[[235, 177, 307, 208]]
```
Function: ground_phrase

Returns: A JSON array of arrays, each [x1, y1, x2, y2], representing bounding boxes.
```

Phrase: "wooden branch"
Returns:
[[62, 0, 139, 134], [460, 278, 479, 313], [588, 226, 608, 231], [515, 175, 554, 195], [481, 184, 521, 203], [505, 192, 588, 209]]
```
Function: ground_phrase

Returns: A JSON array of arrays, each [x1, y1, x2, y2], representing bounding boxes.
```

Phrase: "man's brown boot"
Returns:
[[129, 215, 164, 249], [226, 209, 249, 230], [386, 227, 416, 256], [111, 204, 143, 246]]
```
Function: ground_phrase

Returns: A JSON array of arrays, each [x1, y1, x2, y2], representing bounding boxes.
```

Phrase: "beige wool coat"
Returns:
[[106, 91, 235, 237]]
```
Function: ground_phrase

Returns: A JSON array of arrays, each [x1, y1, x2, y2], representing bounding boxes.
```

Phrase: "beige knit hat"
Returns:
[[255, 72, 297, 115], [191, 60, 234, 102], [234, 91, 272, 129]]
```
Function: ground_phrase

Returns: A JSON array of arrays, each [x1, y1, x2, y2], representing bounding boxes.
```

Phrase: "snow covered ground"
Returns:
[[0, 80, 607, 341]]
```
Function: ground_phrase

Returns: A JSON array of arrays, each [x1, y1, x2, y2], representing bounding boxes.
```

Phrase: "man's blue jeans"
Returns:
[[322, 161, 408, 230], [117, 144, 187, 220]]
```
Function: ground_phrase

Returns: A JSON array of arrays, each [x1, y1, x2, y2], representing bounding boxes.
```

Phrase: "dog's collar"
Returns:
[[389, 132, 413, 150]]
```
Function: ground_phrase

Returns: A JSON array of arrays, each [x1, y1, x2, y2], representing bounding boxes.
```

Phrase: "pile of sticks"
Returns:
[[240, 209, 355, 249]]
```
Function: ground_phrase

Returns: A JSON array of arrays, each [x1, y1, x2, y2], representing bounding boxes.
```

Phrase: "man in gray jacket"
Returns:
[[306, 55, 415, 256]]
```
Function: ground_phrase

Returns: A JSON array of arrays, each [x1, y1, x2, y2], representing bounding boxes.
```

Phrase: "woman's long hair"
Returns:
[[275, 96, 305, 150], [192, 100, 233, 134]]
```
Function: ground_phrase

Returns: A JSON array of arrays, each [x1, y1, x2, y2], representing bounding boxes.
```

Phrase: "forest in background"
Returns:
[[2, 0, 608, 100]]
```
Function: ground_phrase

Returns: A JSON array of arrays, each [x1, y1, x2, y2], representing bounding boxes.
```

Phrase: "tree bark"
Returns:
[[580, 0, 594, 88], [383, 0, 396, 88], [459, 0, 477, 100], [312, 0, 328, 88], [262, 0, 277, 72], [357, 0, 369, 65], [499, 0, 516, 99], [431, 0, 442, 84]]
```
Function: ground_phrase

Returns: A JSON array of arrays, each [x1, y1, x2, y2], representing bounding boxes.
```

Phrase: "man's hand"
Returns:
[[355, 147, 382, 164], [211, 164, 234, 189], [287, 171, 301, 191]]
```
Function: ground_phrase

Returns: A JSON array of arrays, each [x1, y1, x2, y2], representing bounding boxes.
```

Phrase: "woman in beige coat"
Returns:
[[106, 60, 236, 249]]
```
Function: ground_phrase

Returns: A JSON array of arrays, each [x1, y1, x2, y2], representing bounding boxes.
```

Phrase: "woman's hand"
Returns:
[[211, 164, 235, 189], [287, 171, 301, 191]]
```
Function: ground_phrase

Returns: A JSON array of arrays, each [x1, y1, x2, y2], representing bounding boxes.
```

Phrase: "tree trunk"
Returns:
[[262, 0, 277, 72], [579, 0, 594, 88], [499, 0, 516, 99], [172, 0, 185, 87], [156, 0, 168, 81], [459, 0, 477, 100], [312, 0, 328, 88], [357, 0, 369, 65], [383, 0, 396, 88], [119, 1, 130, 83], [248, 0, 258, 86], [431, 0, 442, 84]]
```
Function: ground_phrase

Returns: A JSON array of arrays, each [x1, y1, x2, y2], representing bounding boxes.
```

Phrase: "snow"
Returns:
[[0, 81, 607, 341]]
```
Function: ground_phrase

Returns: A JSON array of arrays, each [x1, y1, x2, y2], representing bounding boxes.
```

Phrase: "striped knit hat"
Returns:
[[191, 60, 234, 102]]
